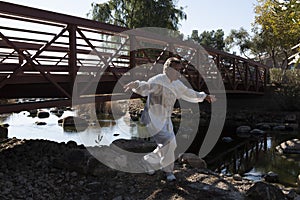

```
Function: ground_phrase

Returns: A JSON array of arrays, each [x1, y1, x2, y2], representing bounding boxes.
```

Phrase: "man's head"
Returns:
[[163, 57, 184, 81]]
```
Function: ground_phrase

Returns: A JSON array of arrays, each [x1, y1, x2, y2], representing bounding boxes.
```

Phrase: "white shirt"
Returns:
[[133, 74, 207, 140]]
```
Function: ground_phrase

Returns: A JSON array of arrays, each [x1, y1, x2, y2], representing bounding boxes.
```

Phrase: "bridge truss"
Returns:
[[0, 2, 267, 114]]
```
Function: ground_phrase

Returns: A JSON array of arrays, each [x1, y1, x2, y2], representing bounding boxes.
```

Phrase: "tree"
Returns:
[[191, 30, 200, 43], [88, 0, 187, 30], [189, 29, 225, 51], [253, 0, 300, 69], [225, 28, 253, 58]]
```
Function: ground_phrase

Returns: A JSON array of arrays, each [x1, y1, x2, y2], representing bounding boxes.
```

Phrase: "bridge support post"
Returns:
[[244, 62, 249, 90], [68, 25, 77, 96], [129, 35, 136, 68]]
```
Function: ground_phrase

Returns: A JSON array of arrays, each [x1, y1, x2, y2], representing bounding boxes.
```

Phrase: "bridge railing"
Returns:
[[204, 47, 267, 94], [0, 1, 133, 99]]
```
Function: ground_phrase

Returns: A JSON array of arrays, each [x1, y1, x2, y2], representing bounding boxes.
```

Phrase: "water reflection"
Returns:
[[205, 132, 300, 187], [79, 114, 137, 146]]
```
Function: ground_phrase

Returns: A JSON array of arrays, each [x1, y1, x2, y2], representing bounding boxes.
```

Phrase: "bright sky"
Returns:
[[1, 0, 257, 37]]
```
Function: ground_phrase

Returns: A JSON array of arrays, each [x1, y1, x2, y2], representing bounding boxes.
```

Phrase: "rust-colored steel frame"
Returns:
[[0, 2, 268, 114]]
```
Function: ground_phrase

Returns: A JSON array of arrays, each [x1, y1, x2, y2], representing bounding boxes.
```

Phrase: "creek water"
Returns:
[[2, 109, 136, 146], [205, 131, 300, 187], [1, 109, 300, 187]]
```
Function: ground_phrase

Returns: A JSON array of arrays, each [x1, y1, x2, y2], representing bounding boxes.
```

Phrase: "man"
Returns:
[[124, 57, 216, 181]]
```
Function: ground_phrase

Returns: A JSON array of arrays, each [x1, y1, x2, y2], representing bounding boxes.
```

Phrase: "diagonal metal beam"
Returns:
[[76, 28, 129, 95], [0, 29, 71, 98]]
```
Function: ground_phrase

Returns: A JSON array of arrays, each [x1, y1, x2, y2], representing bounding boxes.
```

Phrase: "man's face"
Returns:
[[166, 62, 184, 81]]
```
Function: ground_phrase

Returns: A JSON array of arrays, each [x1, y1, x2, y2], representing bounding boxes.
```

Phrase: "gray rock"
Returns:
[[246, 181, 286, 200], [35, 121, 47, 126], [66, 140, 78, 148], [178, 153, 207, 169], [0, 126, 8, 139], [60, 116, 88, 132], [276, 139, 300, 154], [257, 123, 272, 130], [285, 123, 298, 131], [222, 137, 234, 143], [286, 189, 297, 200], [273, 125, 286, 131], [112, 195, 123, 200], [233, 174, 243, 181], [70, 171, 77, 177], [112, 138, 156, 153], [250, 129, 265, 136], [28, 109, 38, 116], [2, 123, 9, 128], [86, 182, 103, 191], [236, 126, 251, 138], [263, 171, 279, 183], [37, 110, 50, 119]]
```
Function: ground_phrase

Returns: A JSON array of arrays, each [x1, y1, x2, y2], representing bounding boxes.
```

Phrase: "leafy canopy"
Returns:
[[88, 0, 187, 30], [253, 0, 300, 68], [190, 29, 225, 51]]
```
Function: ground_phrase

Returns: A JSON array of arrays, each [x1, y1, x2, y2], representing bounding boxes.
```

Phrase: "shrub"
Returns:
[[269, 68, 300, 111]]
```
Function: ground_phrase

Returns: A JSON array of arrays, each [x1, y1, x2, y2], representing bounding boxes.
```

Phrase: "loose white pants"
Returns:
[[144, 135, 177, 173]]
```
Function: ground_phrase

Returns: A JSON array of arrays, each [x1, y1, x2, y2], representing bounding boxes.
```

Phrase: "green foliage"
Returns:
[[253, 0, 300, 68], [225, 1, 300, 65], [269, 68, 300, 110], [270, 68, 300, 85], [88, 0, 187, 30], [269, 68, 284, 84], [225, 28, 253, 58], [190, 29, 225, 51]]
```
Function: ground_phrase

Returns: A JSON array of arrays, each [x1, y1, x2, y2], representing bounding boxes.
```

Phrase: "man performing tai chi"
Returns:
[[124, 57, 216, 181]]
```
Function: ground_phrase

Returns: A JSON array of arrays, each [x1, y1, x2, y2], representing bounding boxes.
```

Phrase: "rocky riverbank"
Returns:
[[0, 137, 299, 200]]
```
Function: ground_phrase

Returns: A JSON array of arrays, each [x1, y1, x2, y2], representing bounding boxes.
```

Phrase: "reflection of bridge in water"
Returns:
[[205, 136, 267, 175], [0, 2, 268, 114]]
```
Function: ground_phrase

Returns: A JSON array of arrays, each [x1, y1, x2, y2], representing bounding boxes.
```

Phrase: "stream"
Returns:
[[1, 108, 300, 187]]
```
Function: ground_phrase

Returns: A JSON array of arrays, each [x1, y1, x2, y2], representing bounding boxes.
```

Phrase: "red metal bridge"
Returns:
[[0, 2, 268, 114]]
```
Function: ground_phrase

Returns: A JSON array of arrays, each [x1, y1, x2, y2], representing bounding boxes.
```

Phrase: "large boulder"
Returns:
[[236, 126, 251, 138], [37, 110, 50, 118], [178, 153, 207, 169], [112, 139, 156, 153], [263, 171, 279, 183], [59, 116, 88, 132], [245, 181, 286, 200], [0, 126, 8, 139], [276, 138, 300, 154]]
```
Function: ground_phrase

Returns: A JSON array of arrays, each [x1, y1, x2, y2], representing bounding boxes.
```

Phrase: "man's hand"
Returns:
[[123, 81, 139, 92], [205, 95, 216, 103]]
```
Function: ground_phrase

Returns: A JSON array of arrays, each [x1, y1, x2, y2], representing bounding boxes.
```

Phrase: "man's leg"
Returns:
[[159, 138, 177, 181], [143, 146, 161, 174]]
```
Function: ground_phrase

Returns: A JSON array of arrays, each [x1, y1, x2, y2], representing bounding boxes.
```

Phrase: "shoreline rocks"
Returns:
[[0, 137, 299, 200], [0, 125, 8, 140], [276, 139, 300, 154]]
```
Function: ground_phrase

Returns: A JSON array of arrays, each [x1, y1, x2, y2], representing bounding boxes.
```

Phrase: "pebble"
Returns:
[[71, 171, 77, 177], [233, 174, 243, 181]]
